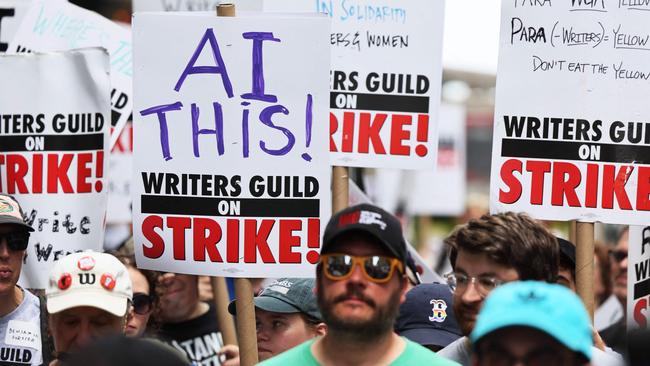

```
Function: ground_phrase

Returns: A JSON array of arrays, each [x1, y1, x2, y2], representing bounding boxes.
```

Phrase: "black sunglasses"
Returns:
[[132, 293, 153, 315], [0, 231, 30, 251]]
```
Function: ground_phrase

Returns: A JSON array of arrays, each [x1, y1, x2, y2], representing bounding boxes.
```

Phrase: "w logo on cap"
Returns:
[[429, 299, 448, 323]]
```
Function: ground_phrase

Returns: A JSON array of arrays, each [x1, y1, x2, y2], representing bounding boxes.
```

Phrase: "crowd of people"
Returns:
[[0, 193, 641, 365]]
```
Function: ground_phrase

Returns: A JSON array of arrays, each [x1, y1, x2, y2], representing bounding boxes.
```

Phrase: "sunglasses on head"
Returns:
[[0, 231, 30, 251], [132, 293, 153, 315], [320, 253, 404, 284]]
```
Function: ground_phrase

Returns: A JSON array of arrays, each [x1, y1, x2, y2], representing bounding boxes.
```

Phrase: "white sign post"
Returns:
[[0, 48, 110, 289], [491, 1, 650, 225], [8, 0, 132, 149], [629, 225, 650, 330], [132, 12, 331, 278]]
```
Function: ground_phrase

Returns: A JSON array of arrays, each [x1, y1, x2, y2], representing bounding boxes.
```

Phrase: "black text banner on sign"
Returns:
[[491, 1, 650, 225], [132, 13, 331, 277], [0, 49, 110, 289]]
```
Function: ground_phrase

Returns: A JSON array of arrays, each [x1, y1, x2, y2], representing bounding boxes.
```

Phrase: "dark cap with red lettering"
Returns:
[[322, 203, 407, 263]]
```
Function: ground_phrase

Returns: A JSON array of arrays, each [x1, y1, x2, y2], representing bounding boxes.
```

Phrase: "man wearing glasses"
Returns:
[[0, 194, 42, 365], [437, 212, 559, 365], [260, 203, 458, 365], [600, 228, 629, 355]]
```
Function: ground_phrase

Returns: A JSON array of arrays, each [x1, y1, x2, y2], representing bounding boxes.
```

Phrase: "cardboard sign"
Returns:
[[0, 0, 32, 53], [406, 103, 466, 216], [0, 48, 110, 289], [107, 122, 132, 224], [262, 0, 445, 170], [629, 225, 650, 330], [491, 1, 650, 225], [132, 13, 331, 277], [8, 0, 132, 150]]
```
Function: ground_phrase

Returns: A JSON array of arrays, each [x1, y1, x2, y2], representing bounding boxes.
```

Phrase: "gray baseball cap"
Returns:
[[229, 278, 321, 320]]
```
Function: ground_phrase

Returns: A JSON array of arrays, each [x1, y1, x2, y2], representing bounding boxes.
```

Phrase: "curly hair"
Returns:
[[445, 212, 559, 283]]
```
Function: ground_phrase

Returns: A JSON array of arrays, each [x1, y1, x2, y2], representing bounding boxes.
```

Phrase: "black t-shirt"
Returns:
[[158, 303, 223, 366]]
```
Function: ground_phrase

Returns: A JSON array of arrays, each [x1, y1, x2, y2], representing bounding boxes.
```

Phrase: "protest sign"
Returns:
[[406, 103, 466, 216], [261, 0, 445, 170], [107, 122, 132, 224], [490, 1, 650, 225], [629, 225, 650, 330], [132, 12, 331, 278], [0, 48, 110, 289], [0, 0, 32, 53], [8, 0, 132, 149]]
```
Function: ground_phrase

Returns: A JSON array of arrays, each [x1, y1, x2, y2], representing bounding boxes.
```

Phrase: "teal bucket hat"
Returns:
[[470, 281, 592, 361]]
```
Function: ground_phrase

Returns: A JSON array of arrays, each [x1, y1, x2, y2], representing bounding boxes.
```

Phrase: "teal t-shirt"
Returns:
[[258, 338, 460, 366]]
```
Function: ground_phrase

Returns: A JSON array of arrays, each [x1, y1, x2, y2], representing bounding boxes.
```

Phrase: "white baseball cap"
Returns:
[[46, 251, 133, 317]]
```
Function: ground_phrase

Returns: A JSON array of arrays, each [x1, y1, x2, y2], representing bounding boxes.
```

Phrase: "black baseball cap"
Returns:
[[395, 283, 462, 347], [322, 203, 407, 264], [0, 194, 34, 232], [229, 278, 322, 320]]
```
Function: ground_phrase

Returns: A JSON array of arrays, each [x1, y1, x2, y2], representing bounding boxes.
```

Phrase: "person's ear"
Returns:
[[314, 322, 327, 337], [399, 275, 409, 305]]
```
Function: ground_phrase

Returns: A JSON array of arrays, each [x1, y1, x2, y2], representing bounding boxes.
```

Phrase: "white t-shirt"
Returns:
[[0, 289, 42, 365]]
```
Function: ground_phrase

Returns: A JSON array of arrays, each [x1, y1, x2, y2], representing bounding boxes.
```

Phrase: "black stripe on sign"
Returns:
[[634, 278, 650, 299], [0, 133, 103, 152], [141, 195, 320, 217], [330, 92, 429, 113], [501, 138, 650, 164]]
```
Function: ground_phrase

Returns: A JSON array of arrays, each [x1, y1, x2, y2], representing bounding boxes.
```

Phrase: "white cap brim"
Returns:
[[47, 290, 129, 317]]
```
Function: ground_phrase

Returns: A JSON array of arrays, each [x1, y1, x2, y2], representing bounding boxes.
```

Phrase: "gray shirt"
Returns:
[[438, 336, 624, 366], [0, 289, 42, 365]]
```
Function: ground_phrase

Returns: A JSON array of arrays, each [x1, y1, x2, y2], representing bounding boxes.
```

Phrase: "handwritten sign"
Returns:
[[0, 48, 110, 289], [629, 225, 650, 330], [132, 13, 331, 277], [490, 0, 650, 225], [8, 0, 132, 150]]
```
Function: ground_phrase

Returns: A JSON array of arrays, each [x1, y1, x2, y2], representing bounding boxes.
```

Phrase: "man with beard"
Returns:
[[260, 204, 458, 365], [438, 212, 623, 366]]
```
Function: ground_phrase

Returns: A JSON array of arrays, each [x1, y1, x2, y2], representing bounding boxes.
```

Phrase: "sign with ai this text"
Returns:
[[133, 12, 331, 277]]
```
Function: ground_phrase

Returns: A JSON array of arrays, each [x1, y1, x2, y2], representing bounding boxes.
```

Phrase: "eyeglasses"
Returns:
[[0, 231, 30, 251], [132, 293, 153, 315], [320, 254, 404, 284], [445, 272, 504, 298], [609, 250, 627, 263]]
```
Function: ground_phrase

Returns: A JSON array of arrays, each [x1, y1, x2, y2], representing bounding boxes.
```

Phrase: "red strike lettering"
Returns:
[[140, 216, 320, 264], [499, 159, 649, 210], [0, 153, 101, 194], [634, 297, 648, 328], [329, 112, 423, 156]]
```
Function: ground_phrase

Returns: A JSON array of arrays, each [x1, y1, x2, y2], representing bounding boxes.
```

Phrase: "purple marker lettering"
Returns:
[[175, 28, 233, 98], [191, 102, 225, 157], [139, 102, 183, 161], [259, 104, 294, 156], [241, 105, 250, 158], [241, 32, 281, 103], [302, 94, 313, 162]]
